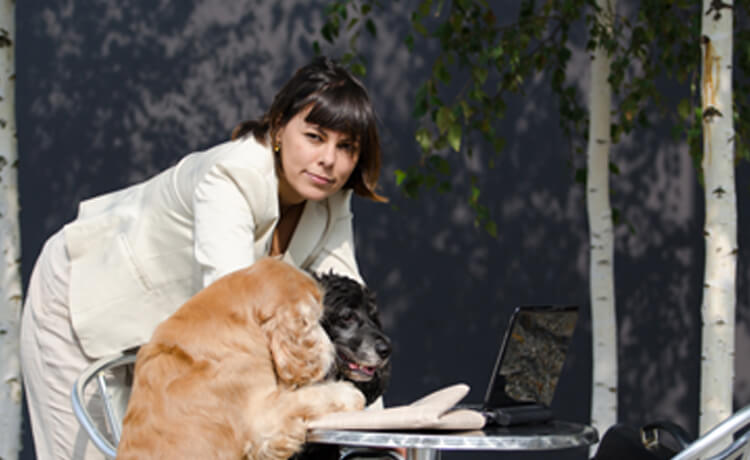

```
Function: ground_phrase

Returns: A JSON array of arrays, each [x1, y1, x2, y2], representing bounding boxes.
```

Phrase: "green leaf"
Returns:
[[413, 83, 429, 119], [322, 23, 336, 43], [677, 98, 691, 120], [491, 136, 505, 153], [436, 106, 454, 133], [403, 171, 424, 198], [324, 2, 340, 15], [448, 123, 462, 152], [612, 207, 620, 225], [395, 169, 407, 186], [460, 100, 474, 120], [473, 66, 488, 84], [417, 0, 433, 18], [366, 19, 377, 37], [337, 2, 348, 19], [484, 220, 498, 238], [738, 143, 750, 162], [428, 154, 452, 175], [414, 21, 429, 37], [351, 62, 366, 76], [425, 174, 437, 188], [405, 34, 415, 51], [415, 127, 433, 152], [434, 58, 452, 84], [433, 135, 448, 151], [489, 44, 503, 59], [470, 185, 480, 202]]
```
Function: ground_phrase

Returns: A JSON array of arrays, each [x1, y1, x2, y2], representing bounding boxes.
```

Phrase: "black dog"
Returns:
[[293, 271, 393, 460], [316, 271, 392, 405]]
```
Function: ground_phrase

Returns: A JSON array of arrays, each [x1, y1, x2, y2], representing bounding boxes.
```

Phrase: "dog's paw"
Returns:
[[253, 417, 307, 460], [323, 381, 366, 412]]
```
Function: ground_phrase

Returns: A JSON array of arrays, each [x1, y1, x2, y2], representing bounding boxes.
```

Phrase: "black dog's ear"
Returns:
[[310, 269, 353, 284], [364, 287, 380, 320]]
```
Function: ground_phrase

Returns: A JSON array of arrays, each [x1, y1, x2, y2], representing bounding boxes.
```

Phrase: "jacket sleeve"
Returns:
[[193, 157, 274, 287]]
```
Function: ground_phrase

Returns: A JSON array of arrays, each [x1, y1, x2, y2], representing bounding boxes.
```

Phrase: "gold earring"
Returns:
[[273, 143, 281, 153]]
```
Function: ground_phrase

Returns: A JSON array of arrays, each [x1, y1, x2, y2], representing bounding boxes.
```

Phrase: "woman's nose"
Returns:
[[318, 142, 336, 167]]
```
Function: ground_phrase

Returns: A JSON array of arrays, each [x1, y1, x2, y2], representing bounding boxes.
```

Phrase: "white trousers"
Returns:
[[20, 231, 108, 460]]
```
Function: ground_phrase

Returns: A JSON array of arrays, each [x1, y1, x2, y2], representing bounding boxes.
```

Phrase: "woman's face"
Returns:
[[276, 106, 360, 206]]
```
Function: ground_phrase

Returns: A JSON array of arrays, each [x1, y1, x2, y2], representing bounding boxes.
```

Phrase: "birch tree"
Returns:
[[698, 0, 736, 435], [586, 0, 617, 444], [0, 0, 23, 458], [601, 0, 748, 433]]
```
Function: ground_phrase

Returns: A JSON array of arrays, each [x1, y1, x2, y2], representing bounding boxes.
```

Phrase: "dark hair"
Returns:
[[232, 57, 386, 203]]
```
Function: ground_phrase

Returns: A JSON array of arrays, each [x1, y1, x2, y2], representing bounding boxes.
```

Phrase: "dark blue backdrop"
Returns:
[[14, 1, 750, 459]]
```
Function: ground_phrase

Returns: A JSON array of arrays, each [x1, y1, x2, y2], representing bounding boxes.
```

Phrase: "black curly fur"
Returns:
[[293, 271, 392, 460], [315, 271, 391, 405]]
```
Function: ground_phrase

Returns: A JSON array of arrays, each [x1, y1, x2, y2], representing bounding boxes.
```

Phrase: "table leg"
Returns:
[[405, 447, 441, 460]]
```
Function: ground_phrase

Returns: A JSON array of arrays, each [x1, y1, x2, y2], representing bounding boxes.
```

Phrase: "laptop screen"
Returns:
[[484, 305, 579, 408]]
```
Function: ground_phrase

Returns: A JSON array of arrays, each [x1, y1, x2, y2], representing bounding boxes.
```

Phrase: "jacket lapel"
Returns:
[[283, 199, 329, 269]]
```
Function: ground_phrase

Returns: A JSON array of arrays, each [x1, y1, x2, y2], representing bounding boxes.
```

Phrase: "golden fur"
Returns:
[[116, 258, 365, 460]]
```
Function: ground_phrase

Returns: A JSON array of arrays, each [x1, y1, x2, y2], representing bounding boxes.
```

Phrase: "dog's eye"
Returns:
[[338, 311, 357, 325]]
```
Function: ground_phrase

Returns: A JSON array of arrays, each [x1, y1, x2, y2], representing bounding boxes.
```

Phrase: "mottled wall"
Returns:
[[15, 1, 750, 459]]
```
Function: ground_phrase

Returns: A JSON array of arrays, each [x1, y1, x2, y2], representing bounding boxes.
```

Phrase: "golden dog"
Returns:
[[116, 258, 365, 460]]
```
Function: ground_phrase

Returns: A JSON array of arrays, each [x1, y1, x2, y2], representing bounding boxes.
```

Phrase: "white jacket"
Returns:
[[63, 136, 362, 358]]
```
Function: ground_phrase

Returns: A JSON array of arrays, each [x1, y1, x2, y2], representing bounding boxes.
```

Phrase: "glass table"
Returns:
[[307, 420, 598, 460]]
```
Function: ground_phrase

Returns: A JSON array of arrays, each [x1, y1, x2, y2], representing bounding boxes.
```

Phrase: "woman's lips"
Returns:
[[305, 171, 333, 185]]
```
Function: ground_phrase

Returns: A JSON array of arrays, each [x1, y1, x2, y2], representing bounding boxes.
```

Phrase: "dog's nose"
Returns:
[[375, 336, 391, 359]]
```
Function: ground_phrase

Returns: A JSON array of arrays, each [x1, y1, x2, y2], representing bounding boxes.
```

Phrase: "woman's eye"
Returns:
[[338, 142, 358, 156], [306, 132, 323, 142]]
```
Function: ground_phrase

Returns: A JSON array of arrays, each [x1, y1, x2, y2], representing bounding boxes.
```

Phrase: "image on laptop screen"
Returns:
[[485, 305, 579, 408]]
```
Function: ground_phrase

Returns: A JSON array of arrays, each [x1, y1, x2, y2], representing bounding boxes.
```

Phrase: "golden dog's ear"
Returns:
[[265, 294, 334, 386], [248, 259, 334, 386]]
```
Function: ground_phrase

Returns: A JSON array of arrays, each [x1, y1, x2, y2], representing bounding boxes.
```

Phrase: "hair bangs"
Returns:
[[302, 85, 375, 146]]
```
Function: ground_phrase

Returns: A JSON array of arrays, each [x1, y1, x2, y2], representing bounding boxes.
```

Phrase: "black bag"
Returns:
[[592, 421, 693, 460]]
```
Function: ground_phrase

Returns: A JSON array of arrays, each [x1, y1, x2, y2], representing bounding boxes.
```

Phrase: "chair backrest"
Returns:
[[671, 405, 750, 460], [71, 352, 137, 458]]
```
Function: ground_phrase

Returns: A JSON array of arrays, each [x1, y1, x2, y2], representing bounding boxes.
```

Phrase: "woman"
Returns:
[[20, 56, 386, 460]]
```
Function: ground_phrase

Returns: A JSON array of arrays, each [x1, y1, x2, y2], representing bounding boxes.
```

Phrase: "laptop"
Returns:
[[458, 305, 580, 426]]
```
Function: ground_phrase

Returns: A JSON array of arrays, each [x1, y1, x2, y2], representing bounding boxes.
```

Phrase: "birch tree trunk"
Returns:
[[587, 0, 617, 448], [0, 0, 23, 458], [699, 0, 736, 436]]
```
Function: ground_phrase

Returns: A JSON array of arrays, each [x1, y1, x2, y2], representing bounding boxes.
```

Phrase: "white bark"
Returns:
[[699, 0, 736, 437], [587, 0, 617, 449], [0, 0, 23, 458]]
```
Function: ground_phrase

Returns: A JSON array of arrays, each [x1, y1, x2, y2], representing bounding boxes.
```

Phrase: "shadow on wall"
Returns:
[[15, 1, 750, 459], [18, 0, 297, 251]]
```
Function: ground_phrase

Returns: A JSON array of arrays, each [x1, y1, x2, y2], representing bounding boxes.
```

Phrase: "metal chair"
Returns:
[[71, 351, 136, 458], [71, 351, 402, 460], [668, 405, 750, 460]]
